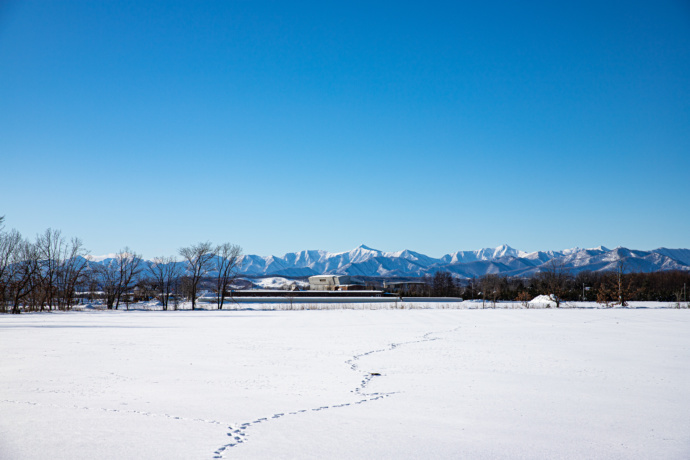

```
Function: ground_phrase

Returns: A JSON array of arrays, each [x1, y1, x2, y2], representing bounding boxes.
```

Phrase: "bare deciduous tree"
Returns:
[[95, 258, 120, 310], [597, 260, 638, 307], [56, 237, 89, 310], [35, 228, 64, 310], [32, 230, 90, 311], [93, 248, 142, 310], [179, 242, 214, 310], [0, 229, 22, 313], [115, 248, 142, 310], [150, 256, 183, 311], [480, 274, 505, 308], [8, 239, 40, 314], [535, 259, 571, 308], [214, 243, 242, 310]]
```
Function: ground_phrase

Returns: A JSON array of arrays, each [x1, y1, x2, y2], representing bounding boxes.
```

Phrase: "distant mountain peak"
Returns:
[[86, 244, 690, 279]]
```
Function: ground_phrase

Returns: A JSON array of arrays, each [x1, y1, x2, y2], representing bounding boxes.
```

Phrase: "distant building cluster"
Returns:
[[308, 275, 366, 291]]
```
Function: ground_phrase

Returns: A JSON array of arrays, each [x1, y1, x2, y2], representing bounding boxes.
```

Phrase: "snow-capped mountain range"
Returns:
[[90, 244, 690, 279], [233, 244, 690, 278]]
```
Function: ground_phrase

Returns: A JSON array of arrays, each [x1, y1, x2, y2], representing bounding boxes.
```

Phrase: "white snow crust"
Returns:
[[1, 309, 689, 459]]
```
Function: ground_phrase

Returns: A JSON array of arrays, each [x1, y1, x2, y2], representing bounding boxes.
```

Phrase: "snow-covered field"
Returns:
[[1, 308, 689, 459]]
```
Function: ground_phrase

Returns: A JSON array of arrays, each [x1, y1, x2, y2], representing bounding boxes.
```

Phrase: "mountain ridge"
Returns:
[[87, 245, 690, 279]]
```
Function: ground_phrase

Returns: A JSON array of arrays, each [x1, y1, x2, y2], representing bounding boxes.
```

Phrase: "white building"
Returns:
[[308, 275, 353, 291]]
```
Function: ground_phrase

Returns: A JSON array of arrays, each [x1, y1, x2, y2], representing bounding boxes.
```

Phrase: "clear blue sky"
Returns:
[[1, 0, 689, 259]]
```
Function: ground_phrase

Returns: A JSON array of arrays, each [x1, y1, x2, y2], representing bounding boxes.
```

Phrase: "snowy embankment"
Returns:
[[80, 299, 688, 311], [1, 309, 689, 459]]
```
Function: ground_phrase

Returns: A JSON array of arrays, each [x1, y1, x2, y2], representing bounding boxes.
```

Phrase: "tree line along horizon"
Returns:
[[420, 268, 688, 307], [0, 217, 688, 314], [0, 217, 241, 314]]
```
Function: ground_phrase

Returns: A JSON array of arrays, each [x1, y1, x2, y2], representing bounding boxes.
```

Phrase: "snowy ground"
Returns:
[[82, 299, 690, 310], [1, 309, 689, 459]]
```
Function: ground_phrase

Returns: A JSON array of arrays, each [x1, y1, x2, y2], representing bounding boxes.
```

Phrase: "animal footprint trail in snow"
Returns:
[[211, 325, 461, 458]]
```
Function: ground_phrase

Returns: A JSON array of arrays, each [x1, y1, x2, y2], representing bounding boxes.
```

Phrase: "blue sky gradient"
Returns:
[[1, 1, 689, 258]]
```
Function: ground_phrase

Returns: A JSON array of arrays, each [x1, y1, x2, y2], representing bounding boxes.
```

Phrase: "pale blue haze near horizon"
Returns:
[[1, 0, 689, 259]]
